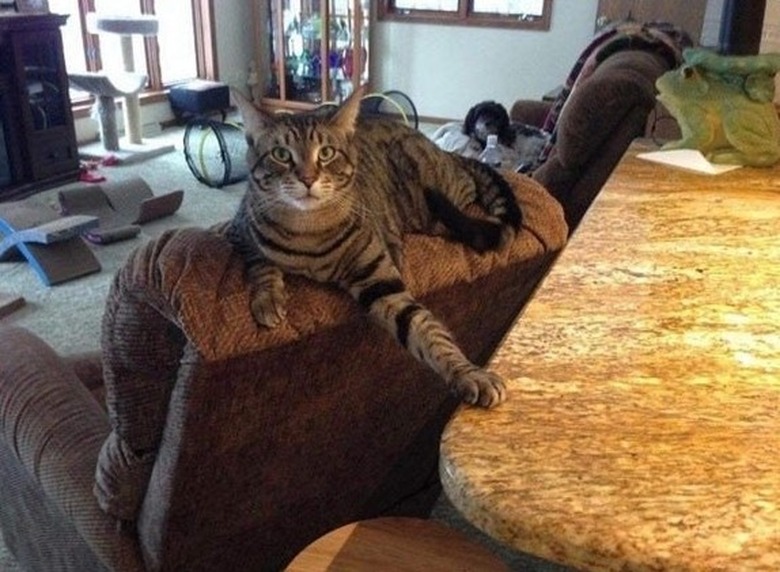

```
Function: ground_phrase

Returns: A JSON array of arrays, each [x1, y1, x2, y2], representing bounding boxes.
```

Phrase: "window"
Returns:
[[48, 0, 215, 103], [378, 0, 552, 29]]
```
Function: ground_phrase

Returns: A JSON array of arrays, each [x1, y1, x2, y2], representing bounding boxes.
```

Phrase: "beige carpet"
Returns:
[[0, 127, 569, 572], [0, 130, 244, 356]]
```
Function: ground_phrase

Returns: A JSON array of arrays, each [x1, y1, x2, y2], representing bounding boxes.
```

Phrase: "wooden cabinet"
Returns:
[[0, 13, 79, 200], [253, 0, 370, 111]]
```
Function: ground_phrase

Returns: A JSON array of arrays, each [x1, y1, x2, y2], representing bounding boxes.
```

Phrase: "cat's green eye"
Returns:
[[318, 145, 336, 163], [270, 146, 292, 163]]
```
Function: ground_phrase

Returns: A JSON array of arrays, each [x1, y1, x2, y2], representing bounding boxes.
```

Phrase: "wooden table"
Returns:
[[440, 141, 780, 571], [285, 517, 508, 571]]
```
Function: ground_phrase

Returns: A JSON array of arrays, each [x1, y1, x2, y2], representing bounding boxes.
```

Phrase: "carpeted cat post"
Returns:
[[70, 13, 175, 163]]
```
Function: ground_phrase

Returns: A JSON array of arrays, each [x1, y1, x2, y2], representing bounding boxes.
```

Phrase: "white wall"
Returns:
[[372, 0, 599, 121]]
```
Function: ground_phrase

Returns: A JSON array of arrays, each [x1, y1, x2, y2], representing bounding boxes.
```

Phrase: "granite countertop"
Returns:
[[440, 143, 780, 571]]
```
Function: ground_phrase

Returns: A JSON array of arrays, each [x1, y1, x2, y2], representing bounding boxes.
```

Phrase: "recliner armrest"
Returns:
[[553, 67, 656, 170], [0, 326, 108, 494], [531, 50, 671, 232], [94, 171, 569, 524], [64, 351, 105, 400], [0, 326, 143, 569], [551, 50, 667, 171], [509, 99, 551, 128]]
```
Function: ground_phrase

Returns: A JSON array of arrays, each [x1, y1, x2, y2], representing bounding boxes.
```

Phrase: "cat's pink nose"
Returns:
[[298, 173, 317, 189]]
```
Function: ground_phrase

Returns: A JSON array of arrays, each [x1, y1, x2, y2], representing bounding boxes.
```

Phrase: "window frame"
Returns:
[[377, 0, 553, 30]]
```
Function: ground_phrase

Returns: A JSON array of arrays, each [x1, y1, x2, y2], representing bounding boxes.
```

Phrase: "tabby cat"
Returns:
[[226, 90, 522, 408]]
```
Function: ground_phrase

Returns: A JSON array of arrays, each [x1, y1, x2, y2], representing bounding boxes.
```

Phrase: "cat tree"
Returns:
[[68, 14, 173, 160]]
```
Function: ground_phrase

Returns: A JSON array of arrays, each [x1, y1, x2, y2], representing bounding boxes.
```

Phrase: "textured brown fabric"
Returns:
[[509, 99, 551, 128], [511, 49, 672, 232], [550, 51, 665, 170], [65, 351, 107, 406], [0, 327, 145, 571], [94, 171, 564, 518], [1, 172, 567, 571]]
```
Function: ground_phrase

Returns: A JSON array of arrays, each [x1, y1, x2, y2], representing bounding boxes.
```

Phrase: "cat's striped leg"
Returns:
[[354, 280, 507, 408]]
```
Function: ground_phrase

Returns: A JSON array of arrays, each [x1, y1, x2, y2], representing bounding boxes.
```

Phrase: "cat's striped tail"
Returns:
[[425, 157, 523, 253]]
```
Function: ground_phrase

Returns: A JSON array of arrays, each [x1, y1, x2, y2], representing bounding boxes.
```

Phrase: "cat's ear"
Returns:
[[330, 86, 365, 134], [232, 88, 273, 136]]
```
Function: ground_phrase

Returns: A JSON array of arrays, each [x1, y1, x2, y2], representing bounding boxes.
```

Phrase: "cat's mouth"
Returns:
[[290, 191, 325, 210], [279, 181, 329, 210]]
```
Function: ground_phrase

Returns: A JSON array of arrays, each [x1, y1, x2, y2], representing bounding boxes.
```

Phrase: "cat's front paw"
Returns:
[[250, 285, 288, 328], [453, 368, 507, 408]]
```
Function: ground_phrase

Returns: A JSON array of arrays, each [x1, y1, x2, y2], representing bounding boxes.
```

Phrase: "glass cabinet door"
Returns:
[[0, 103, 11, 187], [17, 31, 68, 131], [0, 14, 79, 196], [264, 0, 369, 106], [328, 0, 369, 101]]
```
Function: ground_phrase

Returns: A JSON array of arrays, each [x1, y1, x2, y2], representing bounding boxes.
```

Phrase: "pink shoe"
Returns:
[[101, 154, 120, 166], [79, 169, 106, 183]]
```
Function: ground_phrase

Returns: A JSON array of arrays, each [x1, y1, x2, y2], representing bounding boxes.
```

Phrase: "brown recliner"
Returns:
[[0, 172, 567, 571], [511, 24, 688, 232]]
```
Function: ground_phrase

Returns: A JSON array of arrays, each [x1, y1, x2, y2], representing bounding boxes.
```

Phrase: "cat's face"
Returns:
[[235, 92, 362, 212]]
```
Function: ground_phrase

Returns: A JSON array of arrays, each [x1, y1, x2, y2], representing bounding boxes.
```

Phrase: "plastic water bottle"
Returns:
[[478, 134, 502, 169]]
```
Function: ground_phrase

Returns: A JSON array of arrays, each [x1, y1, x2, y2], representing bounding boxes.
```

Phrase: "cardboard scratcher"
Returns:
[[0, 201, 101, 286], [0, 292, 25, 318], [58, 177, 184, 244]]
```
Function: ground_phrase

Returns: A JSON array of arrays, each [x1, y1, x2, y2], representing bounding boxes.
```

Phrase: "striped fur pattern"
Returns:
[[226, 90, 522, 408]]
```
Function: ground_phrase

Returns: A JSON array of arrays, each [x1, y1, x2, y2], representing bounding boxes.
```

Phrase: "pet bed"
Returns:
[[432, 121, 550, 173], [0, 201, 101, 286], [58, 177, 184, 244]]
